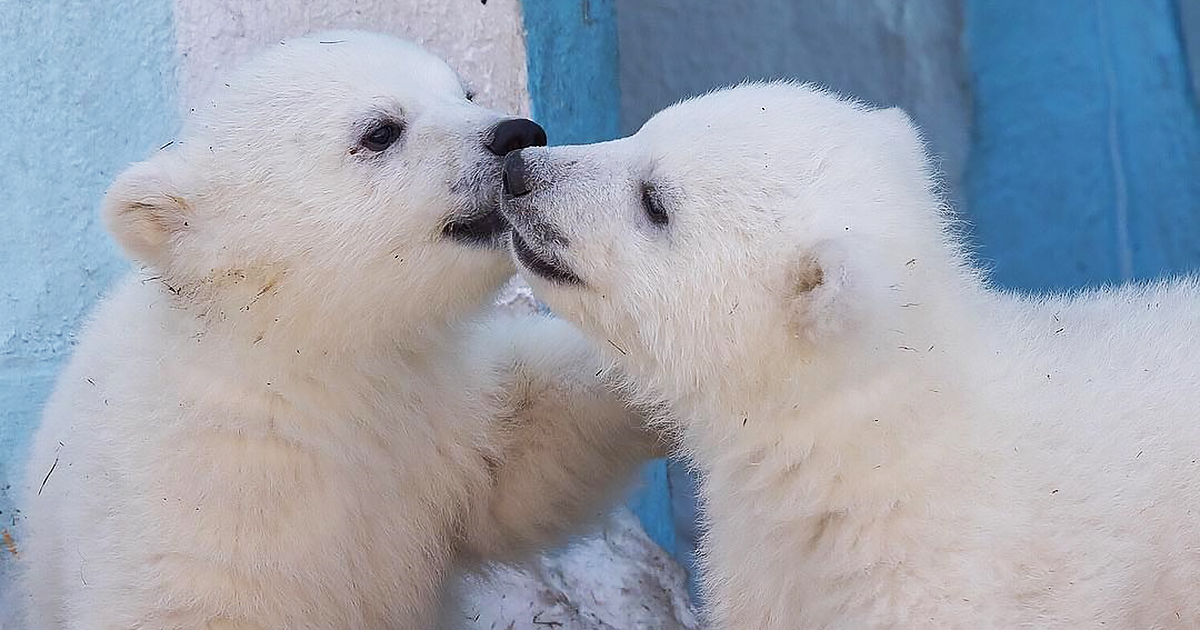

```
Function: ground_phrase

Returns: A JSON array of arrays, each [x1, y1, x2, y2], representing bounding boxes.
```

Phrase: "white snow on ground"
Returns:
[[496, 276, 548, 316], [458, 508, 699, 630]]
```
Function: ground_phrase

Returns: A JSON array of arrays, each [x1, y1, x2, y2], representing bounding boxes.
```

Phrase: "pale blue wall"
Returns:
[[0, 0, 178, 585]]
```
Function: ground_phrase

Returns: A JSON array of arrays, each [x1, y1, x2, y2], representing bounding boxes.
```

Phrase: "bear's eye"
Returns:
[[361, 121, 403, 152], [641, 184, 669, 227], [465, 89, 477, 102]]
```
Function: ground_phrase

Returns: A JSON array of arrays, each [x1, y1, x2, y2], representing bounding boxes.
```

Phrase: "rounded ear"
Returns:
[[785, 242, 853, 344], [101, 155, 193, 268]]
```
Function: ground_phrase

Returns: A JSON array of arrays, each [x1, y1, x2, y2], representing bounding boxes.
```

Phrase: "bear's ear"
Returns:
[[101, 155, 193, 268], [784, 242, 853, 344]]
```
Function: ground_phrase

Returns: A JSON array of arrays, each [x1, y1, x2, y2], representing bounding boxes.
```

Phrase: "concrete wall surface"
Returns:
[[0, 0, 179, 586], [172, 0, 529, 116], [616, 0, 971, 198]]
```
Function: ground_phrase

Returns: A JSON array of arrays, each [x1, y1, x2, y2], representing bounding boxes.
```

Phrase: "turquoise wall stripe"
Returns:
[[522, 0, 621, 144], [0, 0, 178, 584], [966, 0, 1200, 290], [519, 0, 678, 556]]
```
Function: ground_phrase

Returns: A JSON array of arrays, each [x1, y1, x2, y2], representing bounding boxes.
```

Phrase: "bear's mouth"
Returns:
[[511, 230, 583, 286], [442, 209, 510, 248]]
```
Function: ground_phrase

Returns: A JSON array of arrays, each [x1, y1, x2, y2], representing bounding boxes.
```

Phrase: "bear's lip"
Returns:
[[441, 208, 510, 248], [510, 230, 584, 286]]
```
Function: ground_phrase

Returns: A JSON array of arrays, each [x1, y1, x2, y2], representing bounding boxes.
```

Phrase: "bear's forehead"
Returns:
[[640, 83, 871, 155], [627, 83, 889, 202]]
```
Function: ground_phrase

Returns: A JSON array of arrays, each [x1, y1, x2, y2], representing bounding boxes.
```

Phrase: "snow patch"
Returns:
[[458, 509, 698, 630]]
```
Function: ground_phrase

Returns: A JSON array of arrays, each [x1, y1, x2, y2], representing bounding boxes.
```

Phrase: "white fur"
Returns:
[[22, 32, 660, 629], [500, 82, 1200, 628]]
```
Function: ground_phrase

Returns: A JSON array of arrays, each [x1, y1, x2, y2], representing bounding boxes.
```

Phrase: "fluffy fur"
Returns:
[[499, 81, 1200, 628], [22, 32, 659, 629]]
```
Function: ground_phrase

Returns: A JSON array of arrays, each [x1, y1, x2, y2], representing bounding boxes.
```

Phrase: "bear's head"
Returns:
[[104, 31, 545, 346], [499, 82, 965, 403]]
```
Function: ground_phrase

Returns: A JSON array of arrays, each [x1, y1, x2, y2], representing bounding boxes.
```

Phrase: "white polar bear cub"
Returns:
[[23, 32, 661, 629], [499, 81, 1200, 629]]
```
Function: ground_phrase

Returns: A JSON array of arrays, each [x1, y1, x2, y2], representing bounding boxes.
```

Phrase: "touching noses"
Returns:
[[486, 118, 547, 156], [502, 151, 532, 197]]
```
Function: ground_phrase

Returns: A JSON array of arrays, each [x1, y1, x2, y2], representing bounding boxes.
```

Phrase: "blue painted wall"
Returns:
[[520, 0, 678, 556], [0, 0, 179, 589], [966, 0, 1200, 290]]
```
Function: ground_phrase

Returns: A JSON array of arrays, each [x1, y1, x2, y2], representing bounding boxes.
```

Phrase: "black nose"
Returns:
[[503, 151, 530, 197], [487, 118, 547, 156]]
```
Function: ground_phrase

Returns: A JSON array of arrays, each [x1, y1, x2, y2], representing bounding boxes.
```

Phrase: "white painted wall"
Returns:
[[173, 0, 530, 116]]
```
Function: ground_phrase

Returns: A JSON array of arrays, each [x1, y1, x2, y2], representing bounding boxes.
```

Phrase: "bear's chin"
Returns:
[[442, 208, 510, 248], [511, 230, 584, 286]]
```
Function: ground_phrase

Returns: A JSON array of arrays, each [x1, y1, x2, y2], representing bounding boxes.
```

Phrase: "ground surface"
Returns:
[[459, 508, 698, 630]]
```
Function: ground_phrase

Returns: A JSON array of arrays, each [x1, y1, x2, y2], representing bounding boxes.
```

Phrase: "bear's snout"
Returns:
[[503, 151, 533, 198]]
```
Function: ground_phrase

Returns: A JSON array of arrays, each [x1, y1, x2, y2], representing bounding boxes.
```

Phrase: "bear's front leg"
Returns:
[[457, 314, 670, 562]]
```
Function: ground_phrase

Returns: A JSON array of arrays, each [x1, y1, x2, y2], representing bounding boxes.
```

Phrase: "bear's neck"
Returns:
[[679, 278, 989, 519], [139, 271, 474, 387]]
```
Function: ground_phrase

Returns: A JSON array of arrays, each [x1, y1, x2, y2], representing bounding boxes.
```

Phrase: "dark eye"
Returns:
[[361, 121, 403, 152], [465, 89, 477, 102], [642, 184, 669, 226]]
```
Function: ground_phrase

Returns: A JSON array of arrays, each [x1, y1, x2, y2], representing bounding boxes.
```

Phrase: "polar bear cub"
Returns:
[[498, 81, 1200, 629], [22, 32, 661, 629]]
